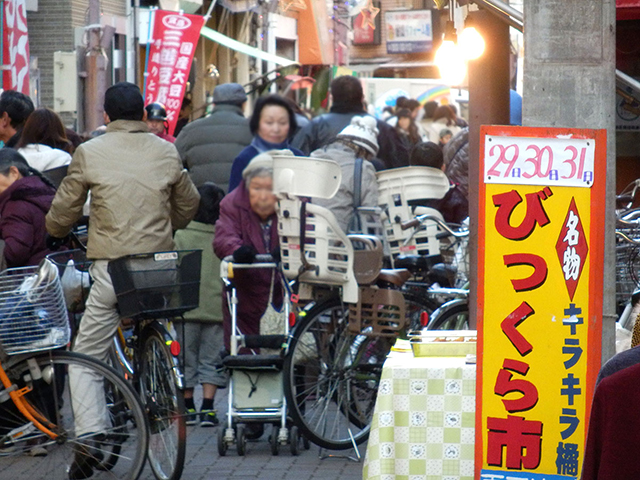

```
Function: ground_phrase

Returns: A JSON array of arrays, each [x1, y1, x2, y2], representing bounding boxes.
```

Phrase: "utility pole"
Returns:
[[523, 0, 617, 364], [84, 0, 108, 134]]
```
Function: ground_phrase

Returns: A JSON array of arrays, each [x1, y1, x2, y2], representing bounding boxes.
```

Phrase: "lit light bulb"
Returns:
[[435, 40, 466, 86], [459, 26, 485, 60]]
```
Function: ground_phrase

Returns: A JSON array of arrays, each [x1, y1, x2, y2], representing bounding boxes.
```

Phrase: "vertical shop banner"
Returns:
[[2, 0, 30, 94], [144, 10, 204, 136], [476, 126, 606, 480]]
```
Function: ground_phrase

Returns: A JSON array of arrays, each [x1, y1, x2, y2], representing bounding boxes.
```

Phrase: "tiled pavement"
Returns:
[[0, 385, 366, 480]]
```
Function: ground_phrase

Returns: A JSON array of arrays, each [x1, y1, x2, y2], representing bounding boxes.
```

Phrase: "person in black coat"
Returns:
[[291, 75, 409, 169]]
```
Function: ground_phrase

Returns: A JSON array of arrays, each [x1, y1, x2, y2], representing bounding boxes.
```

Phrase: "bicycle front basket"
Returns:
[[0, 263, 70, 355], [108, 250, 202, 320]]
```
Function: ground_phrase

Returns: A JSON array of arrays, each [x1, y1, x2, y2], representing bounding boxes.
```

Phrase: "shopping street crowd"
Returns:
[[0, 76, 471, 478]]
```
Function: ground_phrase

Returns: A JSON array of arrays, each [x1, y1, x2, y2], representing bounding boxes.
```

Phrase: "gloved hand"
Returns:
[[270, 247, 281, 263], [233, 245, 257, 264], [46, 234, 67, 251]]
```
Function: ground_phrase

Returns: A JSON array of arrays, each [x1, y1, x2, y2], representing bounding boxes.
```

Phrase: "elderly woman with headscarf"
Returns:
[[213, 151, 285, 352]]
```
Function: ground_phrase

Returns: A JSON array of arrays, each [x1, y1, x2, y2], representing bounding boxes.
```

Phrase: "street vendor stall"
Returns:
[[363, 337, 476, 480]]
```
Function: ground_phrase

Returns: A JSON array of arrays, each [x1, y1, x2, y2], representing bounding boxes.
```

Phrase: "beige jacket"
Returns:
[[46, 120, 199, 260]]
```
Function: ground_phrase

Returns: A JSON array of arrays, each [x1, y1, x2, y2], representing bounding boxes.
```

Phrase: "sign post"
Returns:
[[476, 125, 606, 480]]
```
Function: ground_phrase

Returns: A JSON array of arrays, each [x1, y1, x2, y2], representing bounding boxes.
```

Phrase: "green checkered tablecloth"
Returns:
[[363, 353, 476, 480]]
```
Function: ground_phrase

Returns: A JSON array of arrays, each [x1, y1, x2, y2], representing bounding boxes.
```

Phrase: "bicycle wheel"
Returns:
[[283, 295, 396, 450], [139, 329, 186, 480], [0, 350, 148, 479], [403, 290, 441, 331], [428, 301, 470, 330], [98, 338, 136, 471]]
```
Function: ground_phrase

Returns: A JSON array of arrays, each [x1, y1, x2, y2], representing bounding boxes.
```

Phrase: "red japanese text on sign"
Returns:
[[477, 126, 605, 480], [144, 10, 204, 136]]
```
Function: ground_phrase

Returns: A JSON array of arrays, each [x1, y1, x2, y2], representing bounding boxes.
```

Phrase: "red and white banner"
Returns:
[[144, 10, 203, 135], [3, 0, 30, 94]]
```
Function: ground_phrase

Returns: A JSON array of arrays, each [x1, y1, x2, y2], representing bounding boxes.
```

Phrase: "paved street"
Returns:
[[0, 385, 366, 480], [140, 385, 366, 480]]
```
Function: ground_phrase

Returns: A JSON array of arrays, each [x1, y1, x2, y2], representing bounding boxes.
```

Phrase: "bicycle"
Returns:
[[396, 213, 470, 331], [0, 260, 149, 479], [48, 246, 201, 480]]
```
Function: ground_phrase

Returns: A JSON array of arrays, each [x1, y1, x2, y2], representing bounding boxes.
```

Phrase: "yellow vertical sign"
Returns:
[[476, 126, 606, 480]]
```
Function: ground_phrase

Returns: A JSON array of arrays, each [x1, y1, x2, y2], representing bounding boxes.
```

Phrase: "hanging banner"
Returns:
[[144, 10, 204, 136], [2, 0, 30, 94], [476, 126, 606, 480]]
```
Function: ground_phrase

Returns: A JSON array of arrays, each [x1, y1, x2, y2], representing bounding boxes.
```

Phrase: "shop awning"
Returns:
[[297, 0, 332, 65], [200, 26, 297, 66]]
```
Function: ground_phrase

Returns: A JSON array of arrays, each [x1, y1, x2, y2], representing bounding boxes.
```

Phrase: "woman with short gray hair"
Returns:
[[213, 151, 283, 354]]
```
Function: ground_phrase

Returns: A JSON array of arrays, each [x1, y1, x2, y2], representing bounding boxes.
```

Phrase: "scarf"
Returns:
[[251, 135, 292, 153]]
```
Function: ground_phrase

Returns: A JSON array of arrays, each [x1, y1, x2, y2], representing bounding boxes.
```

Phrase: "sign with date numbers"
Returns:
[[484, 135, 595, 188], [476, 125, 606, 480]]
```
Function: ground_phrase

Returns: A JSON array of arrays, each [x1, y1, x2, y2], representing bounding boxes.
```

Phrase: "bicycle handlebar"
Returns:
[[616, 230, 640, 245], [221, 254, 276, 266], [400, 214, 469, 238]]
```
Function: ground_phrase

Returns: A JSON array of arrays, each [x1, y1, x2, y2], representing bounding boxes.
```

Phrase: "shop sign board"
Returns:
[[476, 125, 606, 480], [144, 9, 204, 135], [385, 10, 432, 54], [2, 0, 30, 95], [353, 2, 381, 46]]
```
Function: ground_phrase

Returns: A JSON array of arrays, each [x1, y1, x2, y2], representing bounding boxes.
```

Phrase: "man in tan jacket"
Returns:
[[46, 82, 199, 479]]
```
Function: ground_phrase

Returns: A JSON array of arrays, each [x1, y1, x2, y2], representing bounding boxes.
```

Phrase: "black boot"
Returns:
[[68, 435, 105, 480]]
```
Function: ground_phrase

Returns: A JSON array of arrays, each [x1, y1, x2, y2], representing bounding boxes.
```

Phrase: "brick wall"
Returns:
[[27, 0, 75, 110], [28, 0, 128, 125]]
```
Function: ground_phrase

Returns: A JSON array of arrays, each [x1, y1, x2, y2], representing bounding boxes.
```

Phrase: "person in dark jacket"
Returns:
[[228, 94, 303, 191], [582, 362, 640, 480], [175, 83, 252, 190], [409, 141, 468, 224], [443, 127, 469, 200], [292, 75, 408, 169], [0, 148, 57, 267], [214, 152, 283, 351], [0, 90, 34, 148]]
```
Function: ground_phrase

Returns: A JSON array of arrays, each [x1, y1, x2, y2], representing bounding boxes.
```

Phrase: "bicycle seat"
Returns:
[[427, 263, 458, 288], [394, 254, 443, 273], [377, 269, 412, 287]]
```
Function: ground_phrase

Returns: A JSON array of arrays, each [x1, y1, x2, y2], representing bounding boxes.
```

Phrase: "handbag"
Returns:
[[259, 270, 317, 362], [259, 270, 286, 355]]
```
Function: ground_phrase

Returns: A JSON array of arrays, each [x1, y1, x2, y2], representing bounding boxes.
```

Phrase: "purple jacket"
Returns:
[[0, 175, 56, 267], [213, 182, 282, 350]]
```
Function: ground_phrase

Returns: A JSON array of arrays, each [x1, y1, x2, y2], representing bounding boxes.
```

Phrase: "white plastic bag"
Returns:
[[60, 259, 91, 312]]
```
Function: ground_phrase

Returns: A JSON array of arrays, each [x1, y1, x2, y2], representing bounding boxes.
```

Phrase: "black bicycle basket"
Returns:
[[108, 249, 202, 320]]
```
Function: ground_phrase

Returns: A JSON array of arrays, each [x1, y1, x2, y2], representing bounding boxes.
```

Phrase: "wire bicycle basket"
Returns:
[[0, 261, 70, 355], [616, 220, 640, 308], [108, 250, 202, 321]]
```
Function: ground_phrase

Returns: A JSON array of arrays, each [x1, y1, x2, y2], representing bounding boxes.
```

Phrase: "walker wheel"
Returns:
[[290, 425, 300, 456], [270, 426, 280, 456], [236, 425, 247, 456], [217, 427, 227, 456]]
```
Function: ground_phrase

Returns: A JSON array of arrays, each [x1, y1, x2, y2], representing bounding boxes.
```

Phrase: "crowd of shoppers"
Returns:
[[0, 75, 475, 466]]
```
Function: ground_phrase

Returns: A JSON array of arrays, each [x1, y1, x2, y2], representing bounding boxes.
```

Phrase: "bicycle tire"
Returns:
[[283, 295, 398, 450], [96, 343, 129, 471], [0, 350, 148, 479], [427, 301, 470, 330], [403, 290, 441, 332], [139, 329, 186, 480]]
